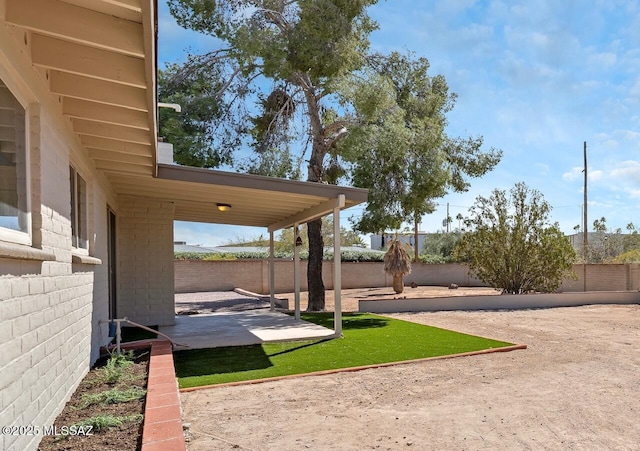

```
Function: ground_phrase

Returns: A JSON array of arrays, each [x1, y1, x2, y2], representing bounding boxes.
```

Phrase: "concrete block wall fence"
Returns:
[[174, 261, 640, 294]]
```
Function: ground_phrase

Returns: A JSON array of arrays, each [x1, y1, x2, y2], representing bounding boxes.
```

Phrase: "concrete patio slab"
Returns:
[[159, 310, 335, 349]]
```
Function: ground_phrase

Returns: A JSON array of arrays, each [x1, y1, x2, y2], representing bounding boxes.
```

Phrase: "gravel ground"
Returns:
[[181, 302, 640, 450]]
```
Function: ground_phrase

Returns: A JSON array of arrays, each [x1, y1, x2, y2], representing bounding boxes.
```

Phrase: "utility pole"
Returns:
[[446, 202, 450, 233], [413, 215, 419, 263], [583, 141, 588, 291]]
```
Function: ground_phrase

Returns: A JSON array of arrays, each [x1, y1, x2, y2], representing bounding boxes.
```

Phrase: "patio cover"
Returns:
[[147, 163, 368, 337], [8, 0, 368, 336]]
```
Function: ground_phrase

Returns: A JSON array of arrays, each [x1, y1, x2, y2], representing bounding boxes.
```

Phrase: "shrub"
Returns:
[[453, 183, 576, 294]]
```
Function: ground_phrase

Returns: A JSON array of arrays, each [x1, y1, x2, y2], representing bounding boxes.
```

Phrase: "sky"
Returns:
[[159, 0, 640, 247]]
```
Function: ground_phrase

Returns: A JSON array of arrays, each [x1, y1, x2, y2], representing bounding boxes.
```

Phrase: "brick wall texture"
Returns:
[[1, 105, 107, 451], [0, 23, 181, 450], [117, 196, 175, 327]]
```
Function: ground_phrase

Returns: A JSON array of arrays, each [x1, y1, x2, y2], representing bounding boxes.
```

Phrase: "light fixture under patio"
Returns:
[[216, 203, 232, 212]]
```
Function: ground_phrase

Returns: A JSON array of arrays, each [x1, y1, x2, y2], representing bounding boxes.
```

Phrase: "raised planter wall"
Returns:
[[360, 291, 640, 313], [175, 261, 640, 294]]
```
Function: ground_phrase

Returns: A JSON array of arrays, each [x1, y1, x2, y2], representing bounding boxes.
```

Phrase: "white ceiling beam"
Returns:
[[139, 0, 158, 175], [80, 135, 151, 156], [0, 110, 19, 126], [72, 118, 152, 144], [63, 98, 149, 130], [0, 143, 16, 154], [5, 0, 145, 57], [101, 0, 142, 11], [268, 195, 346, 233], [88, 148, 152, 165], [31, 34, 146, 88], [106, 182, 319, 214], [50, 71, 147, 111], [94, 159, 152, 175], [0, 87, 19, 107], [0, 128, 16, 142]]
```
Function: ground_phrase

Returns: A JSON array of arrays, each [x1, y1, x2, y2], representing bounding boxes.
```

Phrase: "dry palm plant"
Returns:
[[383, 239, 412, 293]]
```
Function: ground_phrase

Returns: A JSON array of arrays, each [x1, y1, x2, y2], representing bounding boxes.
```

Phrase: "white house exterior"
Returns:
[[0, 1, 367, 450]]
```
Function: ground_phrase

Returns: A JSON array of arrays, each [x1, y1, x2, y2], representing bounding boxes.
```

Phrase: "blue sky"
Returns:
[[160, 0, 640, 246]]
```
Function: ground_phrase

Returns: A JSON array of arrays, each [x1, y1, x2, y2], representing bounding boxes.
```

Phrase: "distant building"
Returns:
[[370, 233, 428, 251]]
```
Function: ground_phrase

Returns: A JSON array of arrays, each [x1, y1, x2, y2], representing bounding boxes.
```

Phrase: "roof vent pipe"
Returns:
[[158, 102, 182, 113]]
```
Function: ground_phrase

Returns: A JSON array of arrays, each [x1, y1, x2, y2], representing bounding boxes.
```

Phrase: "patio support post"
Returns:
[[269, 230, 275, 311], [294, 224, 301, 320], [333, 194, 345, 336]]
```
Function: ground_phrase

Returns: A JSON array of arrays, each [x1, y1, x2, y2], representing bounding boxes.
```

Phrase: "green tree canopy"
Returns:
[[420, 231, 463, 262], [453, 182, 576, 294], [339, 52, 502, 233], [158, 55, 250, 167], [164, 0, 501, 309]]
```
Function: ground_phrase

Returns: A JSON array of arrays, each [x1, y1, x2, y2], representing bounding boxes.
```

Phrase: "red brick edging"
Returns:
[[136, 340, 185, 451]]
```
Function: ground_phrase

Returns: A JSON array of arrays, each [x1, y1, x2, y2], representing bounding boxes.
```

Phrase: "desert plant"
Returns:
[[453, 182, 576, 293], [78, 387, 146, 409], [614, 249, 640, 263], [100, 350, 136, 384], [75, 414, 143, 431], [383, 239, 412, 293]]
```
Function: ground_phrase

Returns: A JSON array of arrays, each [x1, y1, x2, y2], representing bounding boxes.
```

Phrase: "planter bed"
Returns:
[[38, 350, 149, 450]]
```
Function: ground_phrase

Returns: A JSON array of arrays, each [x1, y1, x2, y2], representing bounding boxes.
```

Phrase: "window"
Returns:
[[0, 78, 29, 244], [70, 165, 88, 250]]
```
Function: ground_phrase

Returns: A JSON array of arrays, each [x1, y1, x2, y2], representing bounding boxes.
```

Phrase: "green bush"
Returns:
[[325, 250, 384, 262], [175, 249, 385, 262], [203, 253, 237, 261], [418, 254, 447, 264]]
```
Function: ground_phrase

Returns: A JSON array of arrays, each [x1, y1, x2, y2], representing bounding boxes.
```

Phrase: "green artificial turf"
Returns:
[[174, 313, 513, 388]]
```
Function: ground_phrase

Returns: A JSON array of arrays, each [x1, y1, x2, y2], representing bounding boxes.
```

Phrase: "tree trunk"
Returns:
[[392, 274, 404, 294], [298, 72, 328, 311], [306, 218, 325, 310]]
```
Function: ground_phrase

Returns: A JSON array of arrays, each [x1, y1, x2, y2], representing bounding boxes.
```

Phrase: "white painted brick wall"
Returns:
[[117, 196, 175, 326], [0, 46, 112, 450]]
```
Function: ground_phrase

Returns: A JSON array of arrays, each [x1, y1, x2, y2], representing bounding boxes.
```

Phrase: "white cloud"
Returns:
[[563, 167, 583, 181], [630, 77, 640, 97], [610, 160, 640, 183], [588, 51, 617, 68], [589, 170, 604, 182], [536, 163, 550, 176]]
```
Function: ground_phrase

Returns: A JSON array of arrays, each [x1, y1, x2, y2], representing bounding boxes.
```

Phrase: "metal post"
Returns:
[[294, 225, 301, 320], [269, 230, 275, 311], [583, 141, 588, 291], [116, 319, 122, 354], [333, 196, 344, 337]]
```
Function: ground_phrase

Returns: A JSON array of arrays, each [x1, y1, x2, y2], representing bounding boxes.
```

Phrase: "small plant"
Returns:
[[53, 414, 144, 442], [78, 387, 146, 409], [101, 350, 136, 384], [75, 414, 144, 431]]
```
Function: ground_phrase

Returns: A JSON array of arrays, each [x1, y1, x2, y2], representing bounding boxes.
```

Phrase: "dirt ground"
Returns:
[[174, 286, 500, 314], [180, 300, 640, 450]]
